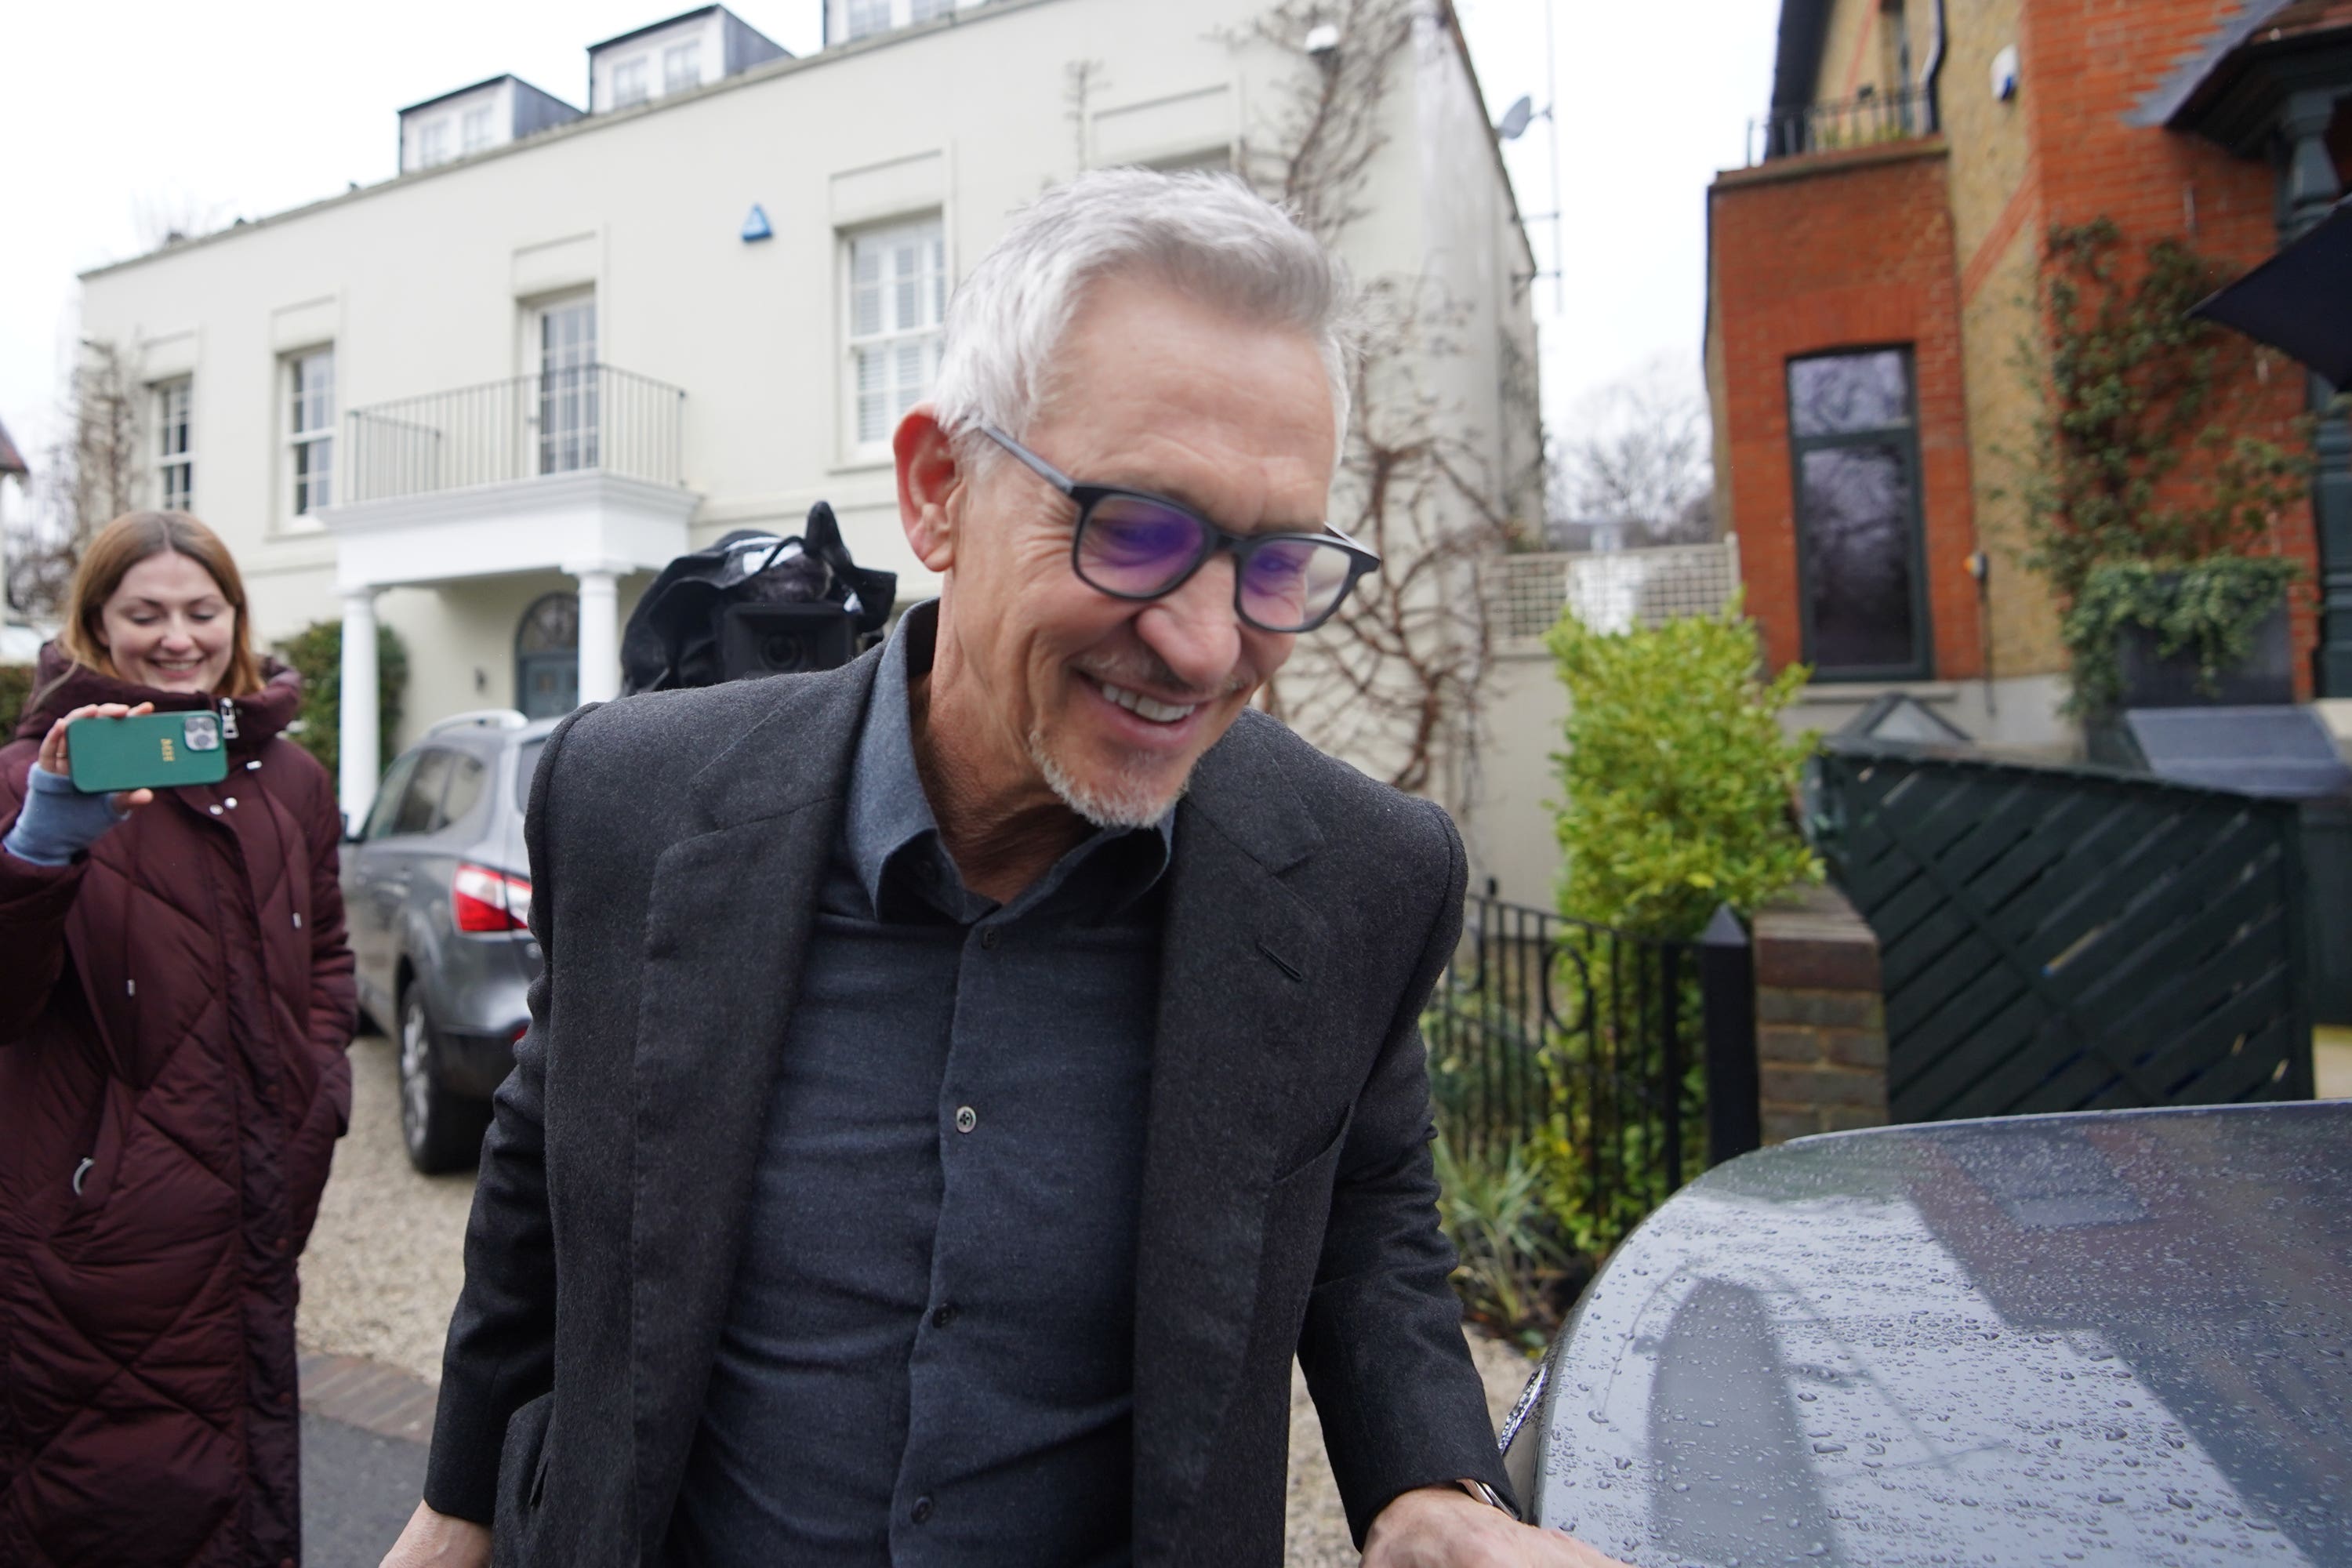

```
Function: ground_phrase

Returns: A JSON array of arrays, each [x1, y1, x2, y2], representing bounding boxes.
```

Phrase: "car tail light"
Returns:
[[453, 862, 533, 934]]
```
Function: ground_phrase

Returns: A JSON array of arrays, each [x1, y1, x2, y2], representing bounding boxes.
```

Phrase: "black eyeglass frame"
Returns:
[[976, 423, 1378, 633]]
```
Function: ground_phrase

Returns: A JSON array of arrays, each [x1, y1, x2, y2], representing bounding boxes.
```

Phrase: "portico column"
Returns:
[[572, 565, 620, 706], [2281, 90, 2352, 695], [339, 588, 380, 833]]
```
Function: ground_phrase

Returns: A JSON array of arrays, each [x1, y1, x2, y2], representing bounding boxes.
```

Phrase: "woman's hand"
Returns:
[[40, 702, 158, 813]]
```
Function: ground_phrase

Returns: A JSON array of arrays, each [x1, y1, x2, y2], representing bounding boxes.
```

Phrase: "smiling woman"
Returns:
[[53, 510, 263, 700], [1, 508, 358, 1568]]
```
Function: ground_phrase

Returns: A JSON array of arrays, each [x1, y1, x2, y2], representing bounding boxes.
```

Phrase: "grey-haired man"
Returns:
[[383, 170, 1625, 1568]]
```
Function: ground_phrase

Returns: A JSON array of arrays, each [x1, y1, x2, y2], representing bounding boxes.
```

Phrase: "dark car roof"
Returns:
[[1523, 1102, 2351, 1566]]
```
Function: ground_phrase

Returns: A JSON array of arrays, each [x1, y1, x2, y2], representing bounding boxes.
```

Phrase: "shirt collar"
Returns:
[[843, 599, 1175, 920]]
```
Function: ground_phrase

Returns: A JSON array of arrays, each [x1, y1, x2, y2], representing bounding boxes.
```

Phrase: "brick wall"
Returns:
[[1708, 140, 1984, 682], [1708, 0, 2330, 697], [2018, 0, 2322, 696], [1752, 883, 1889, 1142]]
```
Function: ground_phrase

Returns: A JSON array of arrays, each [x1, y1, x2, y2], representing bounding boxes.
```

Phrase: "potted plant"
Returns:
[[2074, 554, 2299, 713]]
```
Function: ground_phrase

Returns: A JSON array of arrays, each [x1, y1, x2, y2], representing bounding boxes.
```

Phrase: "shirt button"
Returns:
[[911, 1496, 935, 1525], [931, 1302, 957, 1329], [979, 927, 1000, 950], [208, 804, 223, 815], [954, 1105, 978, 1134], [223, 797, 238, 809]]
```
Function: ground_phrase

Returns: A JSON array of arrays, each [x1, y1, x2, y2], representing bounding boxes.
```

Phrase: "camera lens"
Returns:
[[761, 633, 808, 670]]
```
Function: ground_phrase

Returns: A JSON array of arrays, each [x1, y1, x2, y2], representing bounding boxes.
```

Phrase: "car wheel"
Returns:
[[398, 987, 493, 1174]]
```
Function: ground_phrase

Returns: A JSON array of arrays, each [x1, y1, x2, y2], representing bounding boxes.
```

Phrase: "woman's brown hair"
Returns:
[[56, 511, 263, 699]]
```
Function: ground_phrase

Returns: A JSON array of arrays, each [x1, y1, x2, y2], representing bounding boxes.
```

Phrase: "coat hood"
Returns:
[[16, 640, 303, 753]]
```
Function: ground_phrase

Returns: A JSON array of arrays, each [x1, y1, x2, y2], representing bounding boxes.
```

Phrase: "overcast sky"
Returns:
[[0, 0, 1777, 480]]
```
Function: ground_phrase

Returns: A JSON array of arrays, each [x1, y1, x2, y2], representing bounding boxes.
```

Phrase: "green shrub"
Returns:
[[0, 664, 31, 742], [1529, 598, 1824, 1261], [1545, 596, 1823, 942], [274, 620, 408, 781]]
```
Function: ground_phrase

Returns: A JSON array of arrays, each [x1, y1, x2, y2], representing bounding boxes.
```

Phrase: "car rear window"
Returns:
[[515, 739, 547, 812], [393, 750, 455, 836], [441, 753, 488, 826]]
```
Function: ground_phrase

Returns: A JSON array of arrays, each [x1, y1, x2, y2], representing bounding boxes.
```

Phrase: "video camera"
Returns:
[[619, 503, 897, 694]]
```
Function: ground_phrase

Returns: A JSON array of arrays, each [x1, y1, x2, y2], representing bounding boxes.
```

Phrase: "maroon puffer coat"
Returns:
[[0, 646, 356, 1568]]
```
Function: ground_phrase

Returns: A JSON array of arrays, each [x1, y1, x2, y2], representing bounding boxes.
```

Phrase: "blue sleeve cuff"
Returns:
[[5, 764, 131, 867]]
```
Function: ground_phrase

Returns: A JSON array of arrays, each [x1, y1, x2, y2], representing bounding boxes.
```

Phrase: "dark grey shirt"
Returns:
[[666, 603, 1172, 1567]]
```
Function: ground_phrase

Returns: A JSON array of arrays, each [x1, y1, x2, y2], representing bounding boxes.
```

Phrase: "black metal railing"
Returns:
[[1424, 887, 1759, 1253], [343, 363, 686, 503], [1748, 84, 1933, 165]]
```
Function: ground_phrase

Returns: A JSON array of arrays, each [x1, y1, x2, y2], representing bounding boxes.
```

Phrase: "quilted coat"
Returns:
[[0, 645, 357, 1567]]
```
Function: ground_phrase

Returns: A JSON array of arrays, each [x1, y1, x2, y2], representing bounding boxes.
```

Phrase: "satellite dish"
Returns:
[[1304, 22, 1339, 55], [1497, 95, 1536, 141]]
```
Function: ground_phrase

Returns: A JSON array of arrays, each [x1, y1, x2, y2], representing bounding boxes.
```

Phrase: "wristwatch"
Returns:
[[1456, 1477, 1518, 1519]]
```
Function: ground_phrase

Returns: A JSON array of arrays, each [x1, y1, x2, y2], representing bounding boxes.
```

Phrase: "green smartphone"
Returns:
[[67, 710, 231, 793]]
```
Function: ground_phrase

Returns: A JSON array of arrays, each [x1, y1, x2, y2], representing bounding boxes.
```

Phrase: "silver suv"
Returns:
[[343, 710, 555, 1172]]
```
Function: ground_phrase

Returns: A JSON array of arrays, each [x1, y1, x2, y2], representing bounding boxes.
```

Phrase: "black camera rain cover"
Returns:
[[619, 502, 897, 695]]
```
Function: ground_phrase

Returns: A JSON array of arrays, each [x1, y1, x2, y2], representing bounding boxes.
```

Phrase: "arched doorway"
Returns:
[[515, 591, 579, 719]]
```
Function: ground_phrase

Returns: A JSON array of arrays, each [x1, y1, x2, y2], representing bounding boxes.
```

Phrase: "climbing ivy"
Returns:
[[2009, 218, 2310, 714]]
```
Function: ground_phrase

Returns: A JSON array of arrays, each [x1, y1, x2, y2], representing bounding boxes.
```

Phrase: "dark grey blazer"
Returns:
[[422, 648, 1512, 1566]]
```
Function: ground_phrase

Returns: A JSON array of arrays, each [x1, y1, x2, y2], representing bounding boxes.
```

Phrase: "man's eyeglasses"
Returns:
[[976, 424, 1377, 634]]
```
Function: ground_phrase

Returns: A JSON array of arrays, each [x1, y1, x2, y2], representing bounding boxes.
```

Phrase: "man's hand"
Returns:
[[379, 1500, 491, 1568], [1363, 1485, 1637, 1568]]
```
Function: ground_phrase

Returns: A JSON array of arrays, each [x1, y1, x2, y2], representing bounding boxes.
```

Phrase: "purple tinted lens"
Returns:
[[1078, 494, 1203, 593], [1241, 538, 1353, 630]]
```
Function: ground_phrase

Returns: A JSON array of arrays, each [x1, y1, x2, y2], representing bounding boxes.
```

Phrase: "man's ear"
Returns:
[[895, 405, 960, 575]]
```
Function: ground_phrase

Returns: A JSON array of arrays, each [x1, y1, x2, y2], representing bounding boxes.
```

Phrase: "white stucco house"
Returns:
[[74, 0, 1542, 891]]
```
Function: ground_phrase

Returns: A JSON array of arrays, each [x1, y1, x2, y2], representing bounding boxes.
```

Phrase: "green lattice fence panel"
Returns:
[[1814, 742, 2316, 1122]]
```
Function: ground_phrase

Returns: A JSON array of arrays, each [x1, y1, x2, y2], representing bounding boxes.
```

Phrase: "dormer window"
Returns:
[[613, 56, 651, 107], [585, 9, 785, 114], [845, 0, 954, 41], [397, 76, 579, 172]]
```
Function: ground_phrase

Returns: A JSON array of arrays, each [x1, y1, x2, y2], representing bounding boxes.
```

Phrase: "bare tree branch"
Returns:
[[6, 339, 144, 619], [1551, 357, 1715, 547], [1225, 0, 1535, 818]]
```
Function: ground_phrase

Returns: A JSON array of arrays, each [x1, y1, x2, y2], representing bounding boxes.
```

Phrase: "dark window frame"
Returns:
[[1786, 346, 1935, 681]]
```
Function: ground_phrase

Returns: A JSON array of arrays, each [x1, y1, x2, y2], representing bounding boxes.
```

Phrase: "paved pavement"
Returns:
[[303, 1414, 423, 1567], [299, 1353, 435, 1567]]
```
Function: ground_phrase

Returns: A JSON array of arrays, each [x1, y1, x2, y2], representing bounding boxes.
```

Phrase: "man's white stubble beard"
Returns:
[[1029, 727, 1187, 829]]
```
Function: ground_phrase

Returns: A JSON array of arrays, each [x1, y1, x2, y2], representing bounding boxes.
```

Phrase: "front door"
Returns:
[[535, 298, 598, 475], [516, 591, 581, 720]]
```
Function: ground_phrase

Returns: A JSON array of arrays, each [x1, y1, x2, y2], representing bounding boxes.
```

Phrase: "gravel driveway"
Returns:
[[299, 1033, 477, 1381], [298, 1032, 1539, 1563]]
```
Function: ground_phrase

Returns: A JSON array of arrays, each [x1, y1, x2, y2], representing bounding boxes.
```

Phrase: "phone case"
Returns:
[[68, 711, 231, 793]]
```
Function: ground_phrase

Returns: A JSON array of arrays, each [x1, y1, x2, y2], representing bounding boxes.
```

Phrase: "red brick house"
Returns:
[[1707, 0, 2352, 750]]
